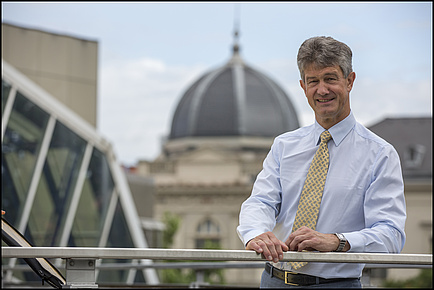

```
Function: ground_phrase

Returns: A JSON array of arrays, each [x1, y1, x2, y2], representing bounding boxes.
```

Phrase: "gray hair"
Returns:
[[297, 36, 353, 81]]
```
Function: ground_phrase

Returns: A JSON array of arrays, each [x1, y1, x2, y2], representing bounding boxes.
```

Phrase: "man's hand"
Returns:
[[245, 231, 289, 263], [285, 226, 346, 252]]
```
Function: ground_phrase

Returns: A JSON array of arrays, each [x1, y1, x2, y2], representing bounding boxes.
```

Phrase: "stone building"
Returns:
[[368, 117, 432, 283]]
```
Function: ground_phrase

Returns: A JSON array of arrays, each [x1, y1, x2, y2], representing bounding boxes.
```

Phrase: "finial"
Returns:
[[233, 30, 240, 54], [232, 3, 241, 55]]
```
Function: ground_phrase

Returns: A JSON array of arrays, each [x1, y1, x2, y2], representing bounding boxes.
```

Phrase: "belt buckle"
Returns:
[[284, 271, 299, 286]]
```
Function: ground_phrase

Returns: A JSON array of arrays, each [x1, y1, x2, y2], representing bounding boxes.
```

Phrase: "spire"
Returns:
[[233, 29, 240, 54], [229, 4, 243, 64], [232, 3, 241, 55]]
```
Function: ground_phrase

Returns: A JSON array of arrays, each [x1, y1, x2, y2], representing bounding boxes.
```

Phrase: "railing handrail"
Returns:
[[2, 247, 432, 265], [2, 261, 432, 272]]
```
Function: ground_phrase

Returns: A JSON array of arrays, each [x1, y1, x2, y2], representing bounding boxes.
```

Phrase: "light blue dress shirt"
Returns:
[[237, 111, 406, 279]]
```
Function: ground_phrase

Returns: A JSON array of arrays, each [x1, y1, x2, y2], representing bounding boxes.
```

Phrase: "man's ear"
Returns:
[[299, 79, 306, 94], [346, 72, 356, 92]]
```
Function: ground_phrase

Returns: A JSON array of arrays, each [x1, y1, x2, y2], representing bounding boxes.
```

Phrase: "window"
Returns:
[[2, 92, 50, 225], [195, 218, 221, 249], [404, 144, 425, 169]]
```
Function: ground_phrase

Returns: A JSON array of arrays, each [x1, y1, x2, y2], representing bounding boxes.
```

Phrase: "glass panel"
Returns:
[[68, 148, 114, 246], [26, 121, 87, 246], [2, 79, 12, 114], [1, 91, 50, 226], [134, 269, 145, 283], [97, 199, 134, 283]]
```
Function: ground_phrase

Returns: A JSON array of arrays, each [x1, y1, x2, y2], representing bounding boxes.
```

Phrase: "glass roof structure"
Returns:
[[1, 60, 159, 286]]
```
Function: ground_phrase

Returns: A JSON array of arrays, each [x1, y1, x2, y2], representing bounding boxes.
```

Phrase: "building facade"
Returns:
[[368, 117, 432, 282], [2, 22, 98, 127]]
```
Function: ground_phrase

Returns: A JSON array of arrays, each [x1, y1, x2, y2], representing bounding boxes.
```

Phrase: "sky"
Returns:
[[2, 2, 432, 166]]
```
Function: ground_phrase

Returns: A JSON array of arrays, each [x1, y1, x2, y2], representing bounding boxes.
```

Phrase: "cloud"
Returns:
[[98, 57, 206, 165], [351, 76, 432, 126]]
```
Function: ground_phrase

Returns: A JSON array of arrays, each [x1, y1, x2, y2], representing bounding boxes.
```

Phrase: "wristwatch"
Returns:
[[334, 233, 347, 252]]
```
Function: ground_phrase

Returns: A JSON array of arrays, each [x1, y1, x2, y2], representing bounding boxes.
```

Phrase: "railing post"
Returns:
[[361, 268, 371, 287], [189, 270, 209, 288], [64, 258, 98, 288]]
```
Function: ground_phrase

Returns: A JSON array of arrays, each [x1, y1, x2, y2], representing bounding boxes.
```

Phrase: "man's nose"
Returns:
[[317, 81, 329, 95]]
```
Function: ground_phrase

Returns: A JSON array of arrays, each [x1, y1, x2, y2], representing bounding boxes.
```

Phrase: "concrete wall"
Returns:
[[2, 22, 98, 127]]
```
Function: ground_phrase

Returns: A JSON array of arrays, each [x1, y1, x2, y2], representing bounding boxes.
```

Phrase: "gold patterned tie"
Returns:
[[289, 130, 332, 270]]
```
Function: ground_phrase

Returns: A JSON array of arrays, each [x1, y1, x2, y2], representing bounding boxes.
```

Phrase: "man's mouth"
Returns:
[[317, 98, 334, 103]]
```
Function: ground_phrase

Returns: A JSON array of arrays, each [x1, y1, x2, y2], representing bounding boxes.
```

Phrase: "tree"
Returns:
[[158, 212, 225, 285], [382, 268, 432, 288]]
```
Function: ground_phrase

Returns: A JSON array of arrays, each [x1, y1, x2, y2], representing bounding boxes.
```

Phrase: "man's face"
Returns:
[[300, 64, 356, 128]]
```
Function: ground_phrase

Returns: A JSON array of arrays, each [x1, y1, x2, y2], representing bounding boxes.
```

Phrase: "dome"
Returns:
[[169, 37, 300, 140]]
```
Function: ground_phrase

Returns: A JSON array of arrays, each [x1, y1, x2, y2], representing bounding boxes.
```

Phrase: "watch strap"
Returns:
[[334, 233, 347, 252]]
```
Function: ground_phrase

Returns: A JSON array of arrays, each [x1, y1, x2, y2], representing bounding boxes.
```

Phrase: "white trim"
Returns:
[[109, 154, 159, 285], [233, 62, 246, 135], [2, 60, 111, 153], [98, 188, 119, 248], [18, 115, 56, 233], [95, 188, 119, 280], [58, 142, 94, 247], [1, 83, 16, 142], [126, 259, 138, 284]]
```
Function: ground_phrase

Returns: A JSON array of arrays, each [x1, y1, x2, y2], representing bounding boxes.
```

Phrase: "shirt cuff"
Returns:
[[343, 232, 364, 252], [241, 230, 267, 247]]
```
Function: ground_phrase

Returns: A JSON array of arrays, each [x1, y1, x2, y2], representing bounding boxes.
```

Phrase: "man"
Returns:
[[237, 36, 406, 288]]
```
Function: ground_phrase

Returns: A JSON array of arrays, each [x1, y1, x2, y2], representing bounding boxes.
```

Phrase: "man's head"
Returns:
[[297, 36, 353, 83], [297, 36, 356, 129]]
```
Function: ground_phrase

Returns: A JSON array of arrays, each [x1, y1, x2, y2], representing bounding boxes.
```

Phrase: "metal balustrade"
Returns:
[[2, 247, 432, 288]]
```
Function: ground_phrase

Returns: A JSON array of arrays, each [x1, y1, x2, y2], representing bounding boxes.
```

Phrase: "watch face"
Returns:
[[337, 233, 346, 241]]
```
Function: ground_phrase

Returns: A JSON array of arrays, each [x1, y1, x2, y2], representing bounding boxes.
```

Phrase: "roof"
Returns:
[[368, 117, 432, 180]]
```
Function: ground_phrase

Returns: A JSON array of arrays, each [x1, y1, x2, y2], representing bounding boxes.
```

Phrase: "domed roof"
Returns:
[[169, 35, 299, 140]]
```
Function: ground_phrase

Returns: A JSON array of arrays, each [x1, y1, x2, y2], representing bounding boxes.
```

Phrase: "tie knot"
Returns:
[[320, 130, 332, 143]]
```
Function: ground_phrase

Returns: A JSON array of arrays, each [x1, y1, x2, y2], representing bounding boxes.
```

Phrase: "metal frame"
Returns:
[[2, 247, 432, 288], [2, 60, 160, 285], [2, 247, 431, 264]]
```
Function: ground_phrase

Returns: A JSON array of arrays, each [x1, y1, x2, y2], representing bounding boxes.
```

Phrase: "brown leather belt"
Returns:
[[265, 263, 359, 286]]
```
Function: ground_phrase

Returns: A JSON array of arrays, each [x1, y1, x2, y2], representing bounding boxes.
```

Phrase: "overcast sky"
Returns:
[[2, 2, 432, 166]]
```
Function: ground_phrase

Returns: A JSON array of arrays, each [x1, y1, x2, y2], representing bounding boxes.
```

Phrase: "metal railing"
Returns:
[[2, 247, 432, 288]]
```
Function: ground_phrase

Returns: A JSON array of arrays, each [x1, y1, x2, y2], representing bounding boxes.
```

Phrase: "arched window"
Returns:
[[195, 218, 220, 249]]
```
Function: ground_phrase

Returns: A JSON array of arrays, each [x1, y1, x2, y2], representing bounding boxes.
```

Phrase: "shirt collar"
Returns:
[[314, 111, 356, 146]]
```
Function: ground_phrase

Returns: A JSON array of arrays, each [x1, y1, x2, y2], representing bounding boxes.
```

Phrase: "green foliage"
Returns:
[[158, 212, 225, 285], [162, 211, 180, 249], [382, 268, 432, 288], [197, 240, 225, 284]]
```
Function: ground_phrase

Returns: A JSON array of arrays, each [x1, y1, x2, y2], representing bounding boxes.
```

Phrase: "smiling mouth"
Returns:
[[317, 98, 334, 103]]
